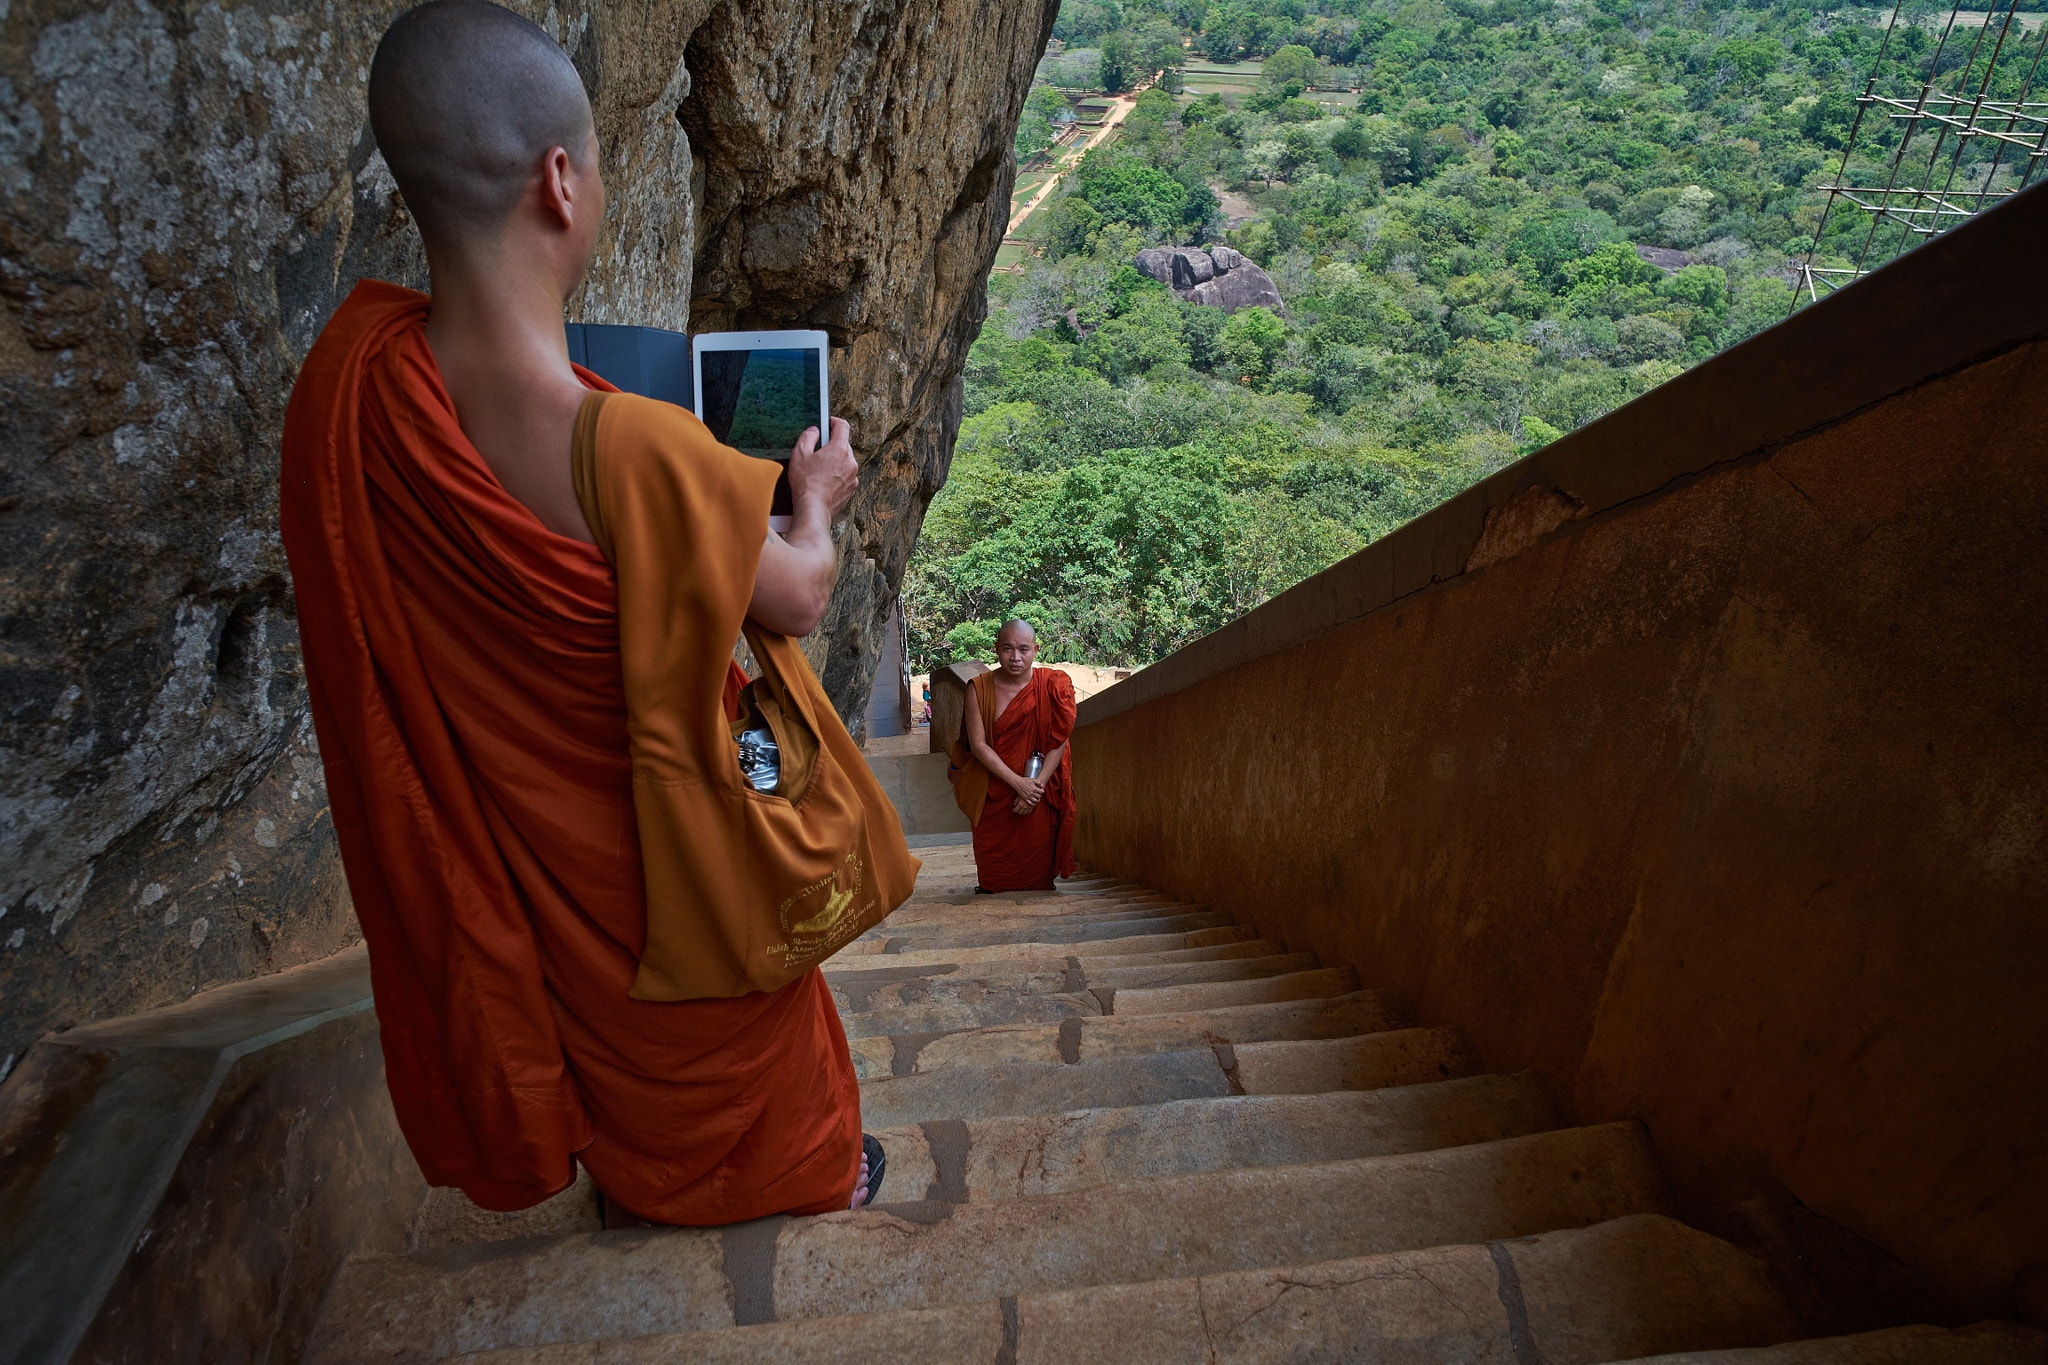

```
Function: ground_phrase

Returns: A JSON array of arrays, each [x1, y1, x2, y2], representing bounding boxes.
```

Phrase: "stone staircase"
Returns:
[[303, 849, 2047, 1363]]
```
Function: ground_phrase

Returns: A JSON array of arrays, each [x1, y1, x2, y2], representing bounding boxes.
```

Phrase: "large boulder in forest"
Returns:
[[0, 0, 1057, 1061], [1169, 248, 1215, 288], [1133, 246, 1178, 284], [1187, 262, 1286, 312], [1133, 242, 1283, 312]]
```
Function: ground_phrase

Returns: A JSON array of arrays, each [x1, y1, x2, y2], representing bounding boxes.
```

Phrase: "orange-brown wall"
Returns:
[[1073, 197, 2048, 1319]]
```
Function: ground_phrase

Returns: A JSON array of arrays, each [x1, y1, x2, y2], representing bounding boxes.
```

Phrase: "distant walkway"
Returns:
[[1005, 81, 1148, 237]]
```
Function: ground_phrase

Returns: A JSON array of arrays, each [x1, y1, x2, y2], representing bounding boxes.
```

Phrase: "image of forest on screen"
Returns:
[[701, 348, 822, 458]]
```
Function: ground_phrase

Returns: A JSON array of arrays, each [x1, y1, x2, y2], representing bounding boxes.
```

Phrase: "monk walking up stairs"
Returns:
[[305, 852, 2044, 1361]]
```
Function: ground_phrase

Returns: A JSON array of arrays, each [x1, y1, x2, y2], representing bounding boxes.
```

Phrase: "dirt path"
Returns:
[[1005, 87, 1144, 237]]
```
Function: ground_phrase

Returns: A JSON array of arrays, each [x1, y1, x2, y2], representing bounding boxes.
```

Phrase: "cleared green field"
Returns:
[[993, 241, 1033, 269]]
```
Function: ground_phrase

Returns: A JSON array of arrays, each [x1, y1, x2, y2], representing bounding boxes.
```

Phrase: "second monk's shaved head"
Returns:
[[369, 0, 593, 242]]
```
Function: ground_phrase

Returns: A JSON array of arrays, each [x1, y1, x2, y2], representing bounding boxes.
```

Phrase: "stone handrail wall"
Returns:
[[1072, 183, 2048, 1319]]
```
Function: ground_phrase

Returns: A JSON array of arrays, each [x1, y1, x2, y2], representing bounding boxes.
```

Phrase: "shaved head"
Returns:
[[369, 0, 594, 243], [994, 618, 1038, 679]]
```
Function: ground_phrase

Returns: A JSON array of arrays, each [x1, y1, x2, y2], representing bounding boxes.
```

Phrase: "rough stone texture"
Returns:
[[0, 0, 1055, 1068], [867, 1074, 1561, 1205], [1617, 1322, 2048, 1363], [1132, 245, 1175, 283], [1168, 247, 1214, 288], [1132, 241, 1280, 310], [441, 1217, 1813, 1364], [0, 943, 418, 1365], [1232, 1027, 1479, 1095], [411, 1170, 600, 1252], [309, 1228, 737, 1365], [1073, 185, 2048, 1317], [853, 1047, 1231, 1127], [306, 1124, 1670, 1358], [1185, 259, 1285, 311], [450, 1305, 1009, 1365], [682, 1, 1057, 716], [766, 1123, 1668, 1321], [1110, 962, 1357, 1015]]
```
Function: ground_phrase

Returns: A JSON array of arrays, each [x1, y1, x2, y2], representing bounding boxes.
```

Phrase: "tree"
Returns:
[[1073, 149, 1190, 229], [1037, 196, 1102, 258], [1100, 30, 1136, 93], [1081, 292, 1192, 381], [1263, 44, 1321, 90], [1219, 306, 1288, 381], [1446, 339, 1538, 433], [1724, 278, 1795, 345]]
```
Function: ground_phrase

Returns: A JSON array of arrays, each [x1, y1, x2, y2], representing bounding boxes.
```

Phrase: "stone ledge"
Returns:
[[0, 944, 414, 1365], [1078, 179, 2048, 726]]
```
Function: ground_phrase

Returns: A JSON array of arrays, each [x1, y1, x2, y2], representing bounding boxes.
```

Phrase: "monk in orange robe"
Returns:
[[949, 620, 1079, 891], [278, 1, 881, 1223]]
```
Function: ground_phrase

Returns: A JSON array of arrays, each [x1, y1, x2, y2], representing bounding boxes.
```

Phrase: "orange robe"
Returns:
[[948, 669, 1078, 891], [279, 281, 859, 1223]]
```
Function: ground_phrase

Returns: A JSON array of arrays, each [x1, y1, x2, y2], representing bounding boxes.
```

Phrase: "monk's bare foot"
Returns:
[[849, 1132, 887, 1209]]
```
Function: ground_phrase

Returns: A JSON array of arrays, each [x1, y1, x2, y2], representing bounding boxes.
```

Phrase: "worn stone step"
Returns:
[[828, 924, 1253, 968], [825, 951, 1321, 1016], [823, 937, 1292, 988], [1227, 1025, 1480, 1094], [833, 967, 1367, 1045], [848, 990, 1402, 1079], [838, 991, 1103, 1041], [856, 1048, 1232, 1128], [861, 899, 1195, 935], [441, 1215, 1795, 1364], [872, 1071, 1558, 1204], [830, 964, 1076, 1013], [412, 1171, 601, 1250], [1084, 949, 1320, 991], [858, 909, 1238, 953], [906, 879, 1144, 905], [875, 891, 1181, 925], [310, 1124, 1668, 1360], [856, 1026, 1475, 1125], [1613, 1326, 2048, 1358], [851, 912, 1228, 957], [1108, 965, 1360, 1016], [1613, 1323, 2048, 1363]]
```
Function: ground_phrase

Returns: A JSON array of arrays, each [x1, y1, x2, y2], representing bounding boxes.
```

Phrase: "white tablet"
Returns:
[[692, 329, 831, 532]]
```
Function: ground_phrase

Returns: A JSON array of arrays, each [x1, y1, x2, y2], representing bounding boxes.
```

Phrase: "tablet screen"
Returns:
[[697, 348, 823, 460]]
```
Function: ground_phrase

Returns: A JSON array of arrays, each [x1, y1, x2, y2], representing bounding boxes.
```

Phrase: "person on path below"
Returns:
[[279, 0, 903, 1225], [948, 620, 1079, 892]]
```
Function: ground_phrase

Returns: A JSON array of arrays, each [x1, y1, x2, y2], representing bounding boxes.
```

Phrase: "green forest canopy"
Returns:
[[905, 0, 2042, 670]]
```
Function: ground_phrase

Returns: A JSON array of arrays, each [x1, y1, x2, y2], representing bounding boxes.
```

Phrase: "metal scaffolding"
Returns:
[[1796, 0, 2047, 301]]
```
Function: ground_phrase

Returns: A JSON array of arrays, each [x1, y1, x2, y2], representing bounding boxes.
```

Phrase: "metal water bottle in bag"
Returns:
[[736, 726, 781, 793]]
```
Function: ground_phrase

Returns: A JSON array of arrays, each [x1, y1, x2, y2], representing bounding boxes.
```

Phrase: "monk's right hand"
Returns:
[[788, 417, 858, 520], [1012, 775, 1045, 803]]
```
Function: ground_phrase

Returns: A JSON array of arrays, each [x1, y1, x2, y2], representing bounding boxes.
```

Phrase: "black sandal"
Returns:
[[853, 1133, 887, 1208]]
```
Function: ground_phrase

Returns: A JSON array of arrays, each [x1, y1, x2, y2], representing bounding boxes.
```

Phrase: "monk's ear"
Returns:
[[538, 145, 578, 230]]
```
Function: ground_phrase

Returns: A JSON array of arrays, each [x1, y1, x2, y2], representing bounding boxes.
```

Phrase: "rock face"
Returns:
[[0, 0, 1055, 1065], [1188, 264, 1286, 312], [1132, 244, 1284, 312]]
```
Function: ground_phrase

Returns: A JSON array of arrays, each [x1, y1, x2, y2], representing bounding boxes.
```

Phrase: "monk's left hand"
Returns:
[[1011, 791, 1040, 815]]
